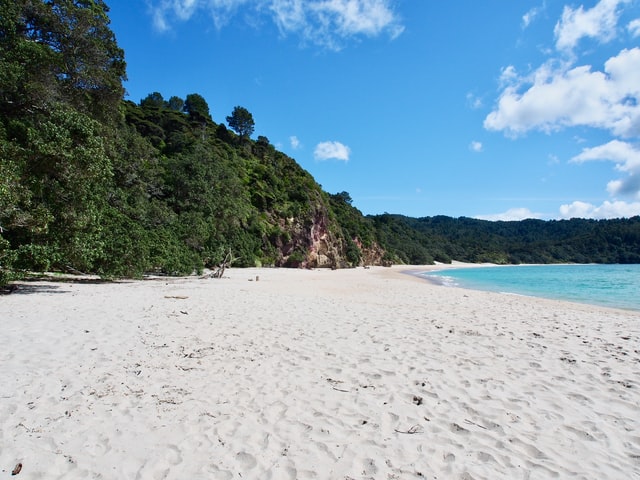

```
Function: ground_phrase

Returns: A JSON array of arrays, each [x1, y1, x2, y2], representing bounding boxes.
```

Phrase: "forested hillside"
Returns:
[[370, 214, 640, 265], [0, 0, 382, 286], [1, 0, 640, 287]]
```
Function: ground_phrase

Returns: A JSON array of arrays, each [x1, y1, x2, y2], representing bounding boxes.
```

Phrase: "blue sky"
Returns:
[[106, 0, 640, 220]]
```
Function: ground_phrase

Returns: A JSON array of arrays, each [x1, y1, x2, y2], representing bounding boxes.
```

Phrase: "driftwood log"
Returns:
[[208, 251, 233, 279]]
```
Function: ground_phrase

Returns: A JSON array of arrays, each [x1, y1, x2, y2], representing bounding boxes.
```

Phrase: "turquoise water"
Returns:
[[421, 264, 640, 311]]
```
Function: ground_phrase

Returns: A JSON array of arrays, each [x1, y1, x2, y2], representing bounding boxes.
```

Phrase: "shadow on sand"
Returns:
[[2, 277, 131, 295]]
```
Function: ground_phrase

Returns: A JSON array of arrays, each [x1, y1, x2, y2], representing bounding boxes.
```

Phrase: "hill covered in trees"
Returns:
[[369, 214, 640, 265], [1, 0, 640, 286]]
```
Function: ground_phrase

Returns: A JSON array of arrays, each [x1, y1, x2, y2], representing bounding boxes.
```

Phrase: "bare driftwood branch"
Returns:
[[464, 419, 487, 429], [394, 425, 423, 434], [211, 250, 233, 279]]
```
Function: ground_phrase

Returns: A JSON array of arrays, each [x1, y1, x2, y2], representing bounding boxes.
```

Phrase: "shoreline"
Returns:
[[1, 266, 639, 479], [401, 263, 640, 313]]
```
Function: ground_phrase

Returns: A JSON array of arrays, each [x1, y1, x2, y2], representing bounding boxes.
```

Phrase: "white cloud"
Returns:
[[629, 18, 640, 37], [475, 208, 543, 221], [150, 0, 245, 30], [486, 1, 640, 137], [554, 0, 630, 53], [484, 47, 640, 137], [484, 0, 640, 220], [289, 135, 301, 149], [148, 0, 403, 48], [522, 3, 544, 29], [477, 201, 640, 221], [498, 65, 519, 88], [469, 141, 483, 152], [548, 153, 560, 164], [607, 175, 640, 197], [571, 139, 640, 198], [314, 141, 351, 161], [466, 92, 483, 109], [559, 199, 640, 218], [571, 139, 640, 171]]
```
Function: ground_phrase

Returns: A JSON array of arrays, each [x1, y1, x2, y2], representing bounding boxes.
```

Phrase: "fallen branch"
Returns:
[[177, 365, 198, 371], [464, 419, 487, 429], [212, 250, 233, 279], [394, 425, 423, 434]]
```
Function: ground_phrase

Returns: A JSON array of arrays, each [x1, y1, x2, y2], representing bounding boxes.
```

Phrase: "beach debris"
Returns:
[[210, 250, 234, 278], [326, 378, 349, 392], [464, 419, 487, 430], [11, 463, 22, 475], [394, 425, 423, 434], [412, 395, 423, 406], [164, 295, 188, 299]]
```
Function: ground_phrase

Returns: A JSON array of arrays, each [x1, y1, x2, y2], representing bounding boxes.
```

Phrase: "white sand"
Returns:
[[1, 266, 639, 479]]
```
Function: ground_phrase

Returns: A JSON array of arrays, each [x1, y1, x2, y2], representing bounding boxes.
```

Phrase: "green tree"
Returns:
[[0, 1, 56, 116], [0, 0, 126, 121], [183, 93, 211, 122], [166, 96, 184, 111], [140, 92, 165, 109], [333, 191, 353, 205], [226, 106, 255, 139], [0, 0, 127, 278]]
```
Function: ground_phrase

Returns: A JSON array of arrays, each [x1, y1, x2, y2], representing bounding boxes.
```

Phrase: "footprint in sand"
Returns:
[[236, 451, 257, 470], [564, 425, 597, 441], [510, 438, 547, 459], [443, 452, 456, 463], [206, 465, 234, 479], [450, 423, 469, 434], [477, 451, 497, 463], [83, 432, 112, 457], [361, 457, 378, 475], [166, 445, 182, 465], [568, 392, 593, 405]]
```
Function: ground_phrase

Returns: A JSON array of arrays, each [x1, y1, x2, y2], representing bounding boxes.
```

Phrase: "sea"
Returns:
[[420, 264, 640, 312]]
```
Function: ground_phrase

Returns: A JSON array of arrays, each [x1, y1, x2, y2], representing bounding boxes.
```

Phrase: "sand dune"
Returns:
[[1, 266, 639, 479]]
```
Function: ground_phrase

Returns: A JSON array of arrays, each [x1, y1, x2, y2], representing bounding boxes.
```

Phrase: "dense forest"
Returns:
[[369, 214, 640, 265], [1, 0, 640, 287]]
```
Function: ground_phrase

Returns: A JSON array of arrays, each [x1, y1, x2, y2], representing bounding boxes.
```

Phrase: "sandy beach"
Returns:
[[1, 266, 639, 479]]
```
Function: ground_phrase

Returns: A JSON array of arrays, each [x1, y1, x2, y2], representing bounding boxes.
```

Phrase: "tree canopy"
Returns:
[[226, 106, 255, 139], [0, 0, 125, 121], [183, 93, 211, 122]]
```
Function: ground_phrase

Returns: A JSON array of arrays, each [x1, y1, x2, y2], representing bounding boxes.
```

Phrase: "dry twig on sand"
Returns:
[[394, 425, 423, 434]]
